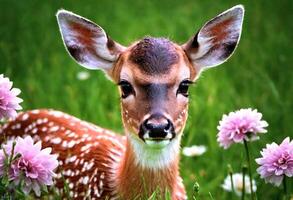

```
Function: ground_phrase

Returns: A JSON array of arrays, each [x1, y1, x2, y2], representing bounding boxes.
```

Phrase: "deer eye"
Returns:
[[119, 80, 134, 99], [177, 80, 193, 97]]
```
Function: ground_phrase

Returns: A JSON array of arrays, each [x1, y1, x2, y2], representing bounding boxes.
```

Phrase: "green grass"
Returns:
[[0, 0, 292, 199]]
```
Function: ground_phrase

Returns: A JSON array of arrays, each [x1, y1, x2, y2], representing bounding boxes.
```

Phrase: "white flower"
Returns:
[[182, 145, 207, 157], [76, 71, 90, 80], [222, 173, 257, 196]]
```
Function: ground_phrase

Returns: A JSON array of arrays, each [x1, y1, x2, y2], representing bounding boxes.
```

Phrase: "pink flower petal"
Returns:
[[0, 74, 23, 119], [0, 136, 59, 196], [256, 137, 293, 187], [217, 108, 268, 148]]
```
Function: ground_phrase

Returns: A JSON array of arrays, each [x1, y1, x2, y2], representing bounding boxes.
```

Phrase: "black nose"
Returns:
[[140, 114, 174, 139]]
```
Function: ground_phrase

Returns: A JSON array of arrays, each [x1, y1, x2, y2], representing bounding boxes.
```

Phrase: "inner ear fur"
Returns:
[[56, 9, 126, 73]]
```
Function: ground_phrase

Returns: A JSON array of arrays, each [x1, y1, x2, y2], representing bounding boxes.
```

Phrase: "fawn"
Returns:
[[0, 5, 244, 199]]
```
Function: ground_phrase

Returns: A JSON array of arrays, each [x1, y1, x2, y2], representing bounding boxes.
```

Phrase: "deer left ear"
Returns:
[[182, 5, 244, 73], [56, 9, 126, 72]]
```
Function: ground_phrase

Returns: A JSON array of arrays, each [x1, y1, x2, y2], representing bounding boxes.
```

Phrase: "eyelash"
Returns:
[[118, 80, 135, 98], [177, 80, 193, 97]]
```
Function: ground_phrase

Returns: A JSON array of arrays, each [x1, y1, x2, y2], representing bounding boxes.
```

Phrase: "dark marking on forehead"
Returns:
[[129, 37, 179, 75]]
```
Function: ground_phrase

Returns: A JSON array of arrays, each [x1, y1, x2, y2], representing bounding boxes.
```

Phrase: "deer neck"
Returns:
[[115, 134, 181, 199]]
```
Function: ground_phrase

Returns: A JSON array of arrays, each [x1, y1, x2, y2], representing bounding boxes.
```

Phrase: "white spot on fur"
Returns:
[[31, 110, 40, 114], [69, 183, 74, 189], [57, 173, 62, 178], [69, 155, 77, 162], [50, 110, 64, 118], [31, 128, 38, 134], [11, 123, 21, 130], [21, 113, 29, 121], [32, 135, 40, 141], [85, 162, 94, 170], [44, 135, 52, 142], [62, 140, 68, 148], [51, 137, 62, 144], [65, 169, 72, 176], [36, 119, 43, 125], [82, 176, 89, 185], [81, 144, 92, 152], [49, 126, 59, 132], [67, 131, 76, 138], [67, 140, 76, 148]]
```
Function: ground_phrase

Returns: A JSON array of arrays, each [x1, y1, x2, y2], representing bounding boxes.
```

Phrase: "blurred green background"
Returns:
[[0, 0, 292, 199]]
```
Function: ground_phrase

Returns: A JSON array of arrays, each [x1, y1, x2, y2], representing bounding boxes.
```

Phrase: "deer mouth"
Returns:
[[144, 138, 171, 148], [139, 129, 176, 148], [143, 132, 174, 140]]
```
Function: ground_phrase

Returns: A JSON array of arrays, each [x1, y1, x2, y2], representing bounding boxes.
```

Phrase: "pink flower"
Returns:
[[0, 136, 58, 196], [0, 74, 23, 119], [217, 108, 268, 149], [255, 137, 293, 186]]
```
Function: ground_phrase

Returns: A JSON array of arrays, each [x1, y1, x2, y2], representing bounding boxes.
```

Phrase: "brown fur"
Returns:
[[118, 45, 193, 137], [0, 109, 187, 199], [129, 37, 179, 75], [0, 38, 195, 200], [0, 110, 126, 199], [116, 141, 185, 199]]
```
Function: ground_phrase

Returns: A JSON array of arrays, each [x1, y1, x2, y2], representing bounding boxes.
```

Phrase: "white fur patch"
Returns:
[[128, 133, 181, 169]]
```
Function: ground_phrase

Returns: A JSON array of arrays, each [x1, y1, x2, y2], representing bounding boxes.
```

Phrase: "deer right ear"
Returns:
[[56, 9, 125, 72], [182, 5, 244, 74]]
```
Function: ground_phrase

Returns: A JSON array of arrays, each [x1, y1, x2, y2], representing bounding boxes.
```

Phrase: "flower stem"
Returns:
[[228, 164, 235, 194], [242, 165, 247, 200], [283, 176, 288, 200], [192, 181, 200, 200], [244, 140, 255, 200], [9, 141, 16, 165]]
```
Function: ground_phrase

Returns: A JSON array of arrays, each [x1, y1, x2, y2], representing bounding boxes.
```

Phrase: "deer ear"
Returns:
[[56, 9, 125, 72], [182, 5, 244, 73]]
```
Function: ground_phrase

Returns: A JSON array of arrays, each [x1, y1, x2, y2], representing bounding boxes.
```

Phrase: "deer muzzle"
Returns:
[[139, 113, 175, 145]]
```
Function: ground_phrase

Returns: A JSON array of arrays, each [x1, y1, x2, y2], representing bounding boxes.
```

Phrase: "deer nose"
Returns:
[[140, 114, 174, 140]]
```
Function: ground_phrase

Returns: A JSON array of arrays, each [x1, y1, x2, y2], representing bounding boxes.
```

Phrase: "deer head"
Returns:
[[57, 5, 244, 169]]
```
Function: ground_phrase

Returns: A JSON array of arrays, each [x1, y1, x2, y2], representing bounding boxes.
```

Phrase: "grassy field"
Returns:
[[0, 0, 292, 199]]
